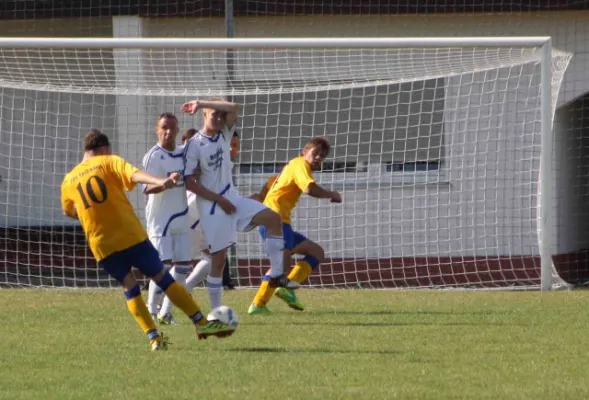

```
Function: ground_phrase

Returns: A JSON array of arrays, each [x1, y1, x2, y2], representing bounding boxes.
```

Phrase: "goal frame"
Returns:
[[0, 36, 555, 290]]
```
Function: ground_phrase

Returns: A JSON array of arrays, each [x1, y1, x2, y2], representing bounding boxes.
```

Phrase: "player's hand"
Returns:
[[330, 191, 342, 203], [181, 100, 200, 115], [160, 174, 179, 189], [192, 166, 202, 180], [218, 198, 236, 215]]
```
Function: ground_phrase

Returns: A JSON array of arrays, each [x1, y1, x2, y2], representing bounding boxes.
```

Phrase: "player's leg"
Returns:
[[275, 236, 324, 311], [238, 197, 298, 289], [207, 247, 229, 310], [250, 223, 295, 314], [185, 251, 211, 291], [146, 236, 171, 318], [185, 226, 211, 291], [98, 252, 162, 351], [199, 210, 237, 310], [133, 239, 235, 339], [289, 237, 324, 284], [158, 232, 193, 325]]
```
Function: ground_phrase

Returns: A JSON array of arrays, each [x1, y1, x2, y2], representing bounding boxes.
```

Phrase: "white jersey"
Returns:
[[183, 126, 237, 216], [143, 144, 190, 237]]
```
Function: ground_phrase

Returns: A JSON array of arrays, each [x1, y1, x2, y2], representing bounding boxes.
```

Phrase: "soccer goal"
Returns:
[[0, 37, 572, 290]]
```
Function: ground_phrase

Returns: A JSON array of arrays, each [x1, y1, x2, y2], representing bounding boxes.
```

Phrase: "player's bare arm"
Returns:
[[181, 99, 238, 129], [305, 183, 342, 203], [185, 175, 236, 214], [133, 170, 178, 190]]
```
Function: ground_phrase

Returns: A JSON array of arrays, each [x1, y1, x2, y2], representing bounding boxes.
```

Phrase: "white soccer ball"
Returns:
[[207, 305, 239, 329]]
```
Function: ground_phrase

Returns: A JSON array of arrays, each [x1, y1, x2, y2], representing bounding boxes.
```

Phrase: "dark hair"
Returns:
[[182, 128, 198, 144], [84, 129, 110, 151], [303, 136, 331, 157], [232, 131, 239, 138], [156, 112, 178, 124]]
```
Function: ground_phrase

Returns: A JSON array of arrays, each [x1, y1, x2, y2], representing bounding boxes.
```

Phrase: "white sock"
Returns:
[[264, 234, 284, 277], [185, 256, 212, 291], [206, 275, 223, 309], [147, 279, 163, 315], [159, 265, 191, 317]]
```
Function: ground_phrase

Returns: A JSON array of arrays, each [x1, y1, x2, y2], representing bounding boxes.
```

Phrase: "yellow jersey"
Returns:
[[263, 156, 315, 224], [61, 155, 148, 261]]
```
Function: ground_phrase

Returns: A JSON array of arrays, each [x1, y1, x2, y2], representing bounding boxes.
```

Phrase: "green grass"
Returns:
[[1, 289, 589, 399]]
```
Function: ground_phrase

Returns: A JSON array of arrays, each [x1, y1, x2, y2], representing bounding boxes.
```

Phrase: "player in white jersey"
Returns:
[[180, 128, 212, 292], [143, 113, 192, 325], [181, 99, 299, 310]]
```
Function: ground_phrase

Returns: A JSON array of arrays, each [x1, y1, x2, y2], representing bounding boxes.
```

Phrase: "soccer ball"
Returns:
[[207, 305, 239, 329]]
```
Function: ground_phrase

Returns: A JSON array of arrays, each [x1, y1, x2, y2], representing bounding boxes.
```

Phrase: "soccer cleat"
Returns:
[[158, 313, 177, 325], [150, 332, 170, 351], [268, 274, 300, 290], [248, 303, 272, 316], [275, 287, 305, 311], [196, 320, 236, 340]]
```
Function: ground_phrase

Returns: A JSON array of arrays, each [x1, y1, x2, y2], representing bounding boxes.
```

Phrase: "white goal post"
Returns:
[[0, 37, 571, 290]]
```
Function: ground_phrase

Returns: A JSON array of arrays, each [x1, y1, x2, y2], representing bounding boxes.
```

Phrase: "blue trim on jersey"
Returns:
[[162, 206, 189, 237], [210, 183, 232, 215], [197, 131, 225, 143], [156, 144, 184, 158], [191, 219, 200, 230]]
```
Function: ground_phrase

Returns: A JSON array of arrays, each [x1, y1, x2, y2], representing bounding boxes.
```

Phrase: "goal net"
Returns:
[[0, 37, 572, 289]]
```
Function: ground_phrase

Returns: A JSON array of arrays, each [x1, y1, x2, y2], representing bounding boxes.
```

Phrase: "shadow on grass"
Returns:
[[225, 346, 400, 355], [241, 321, 520, 327], [307, 310, 513, 316]]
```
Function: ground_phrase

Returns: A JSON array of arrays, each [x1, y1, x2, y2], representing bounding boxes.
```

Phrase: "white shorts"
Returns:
[[200, 193, 266, 253], [150, 232, 192, 263], [190, 222, 208, 260]]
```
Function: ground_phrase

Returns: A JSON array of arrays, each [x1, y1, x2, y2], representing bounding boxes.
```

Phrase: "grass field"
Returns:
[[1, 288, 589, 399]]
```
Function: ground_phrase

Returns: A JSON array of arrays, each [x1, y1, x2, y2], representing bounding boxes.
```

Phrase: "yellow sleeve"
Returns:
[[291, 159, 315, 191], [108, 155, 140, 191], [60, 177, 76, 217]]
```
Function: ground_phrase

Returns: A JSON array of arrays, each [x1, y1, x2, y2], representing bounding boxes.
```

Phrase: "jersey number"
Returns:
[[76, 176, 108, 209]]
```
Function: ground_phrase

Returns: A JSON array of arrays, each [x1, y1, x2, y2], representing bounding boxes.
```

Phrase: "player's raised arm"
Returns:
[[181, 99, 238, 130]]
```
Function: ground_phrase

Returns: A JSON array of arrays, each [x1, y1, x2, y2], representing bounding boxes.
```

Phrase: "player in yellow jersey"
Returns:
[[61, 129, 235, 350], [248, 137, 342, 315]]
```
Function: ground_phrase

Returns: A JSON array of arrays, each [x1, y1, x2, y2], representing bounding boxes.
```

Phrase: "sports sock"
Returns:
[[125, 285, 158, 340], [185, 256, 212, 291], [264, 235, 284, 277], [156, 272, 205, 326], [206, 275, 223, 309], [159, 265, 191, 317]]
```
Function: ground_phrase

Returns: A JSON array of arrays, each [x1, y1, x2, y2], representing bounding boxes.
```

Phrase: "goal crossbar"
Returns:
[[0, 36, 552, 49]]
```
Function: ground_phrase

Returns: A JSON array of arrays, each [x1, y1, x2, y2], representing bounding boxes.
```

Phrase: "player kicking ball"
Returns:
[[61, 130, 234, 351], [248, 137, 342, 315], [181, 98, 299, 311]]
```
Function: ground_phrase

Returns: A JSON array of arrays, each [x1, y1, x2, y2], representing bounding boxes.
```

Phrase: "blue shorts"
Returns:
[[259, 223, 307, 251], [98, 240, 164, 284]]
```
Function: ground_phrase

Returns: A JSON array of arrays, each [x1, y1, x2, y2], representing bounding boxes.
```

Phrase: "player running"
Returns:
[[248, 137, 342, 315], [61, 130, 234, 351], [181, 98, 299, 311]]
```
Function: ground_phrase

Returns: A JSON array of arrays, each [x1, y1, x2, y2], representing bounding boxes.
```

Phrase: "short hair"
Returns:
[[84, 129, 110, 151], [303, 136, 331, 157], [182, 128, 198, 144], [156, 112, 178, 124], [232, 131, 239, 139]]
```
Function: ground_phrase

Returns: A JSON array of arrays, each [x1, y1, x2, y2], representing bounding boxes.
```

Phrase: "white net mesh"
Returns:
[[0, 40, 572, 288]]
